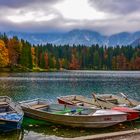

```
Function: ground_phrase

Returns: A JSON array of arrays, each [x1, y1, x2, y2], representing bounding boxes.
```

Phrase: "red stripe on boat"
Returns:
[[112, 107, 139, 121], [58, 98, 73, 105]]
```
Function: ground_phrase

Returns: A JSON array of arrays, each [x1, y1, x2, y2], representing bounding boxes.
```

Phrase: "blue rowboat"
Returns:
[[0, 96, 23, 132]]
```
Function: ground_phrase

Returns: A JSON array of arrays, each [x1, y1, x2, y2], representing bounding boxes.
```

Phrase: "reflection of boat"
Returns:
[[19, 99, 127, 128], [57, 95, 115, 109], [0, 96, 23, 132], [95, 93, 140, 107]]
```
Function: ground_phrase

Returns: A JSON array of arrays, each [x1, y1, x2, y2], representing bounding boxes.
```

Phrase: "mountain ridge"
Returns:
[[6, 29, 140, 46]]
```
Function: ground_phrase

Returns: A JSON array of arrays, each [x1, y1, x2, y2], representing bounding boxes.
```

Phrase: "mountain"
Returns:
[[108, 32, 130, 46], [54, 29, 107, 46], [131, 38, 140, 46], [6, 29, 140, 46]]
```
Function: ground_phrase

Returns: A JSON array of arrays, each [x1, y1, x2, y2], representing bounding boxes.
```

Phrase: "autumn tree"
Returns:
[[133, 57, 140, 70], [31, 47, 36, 67], [8, 36, 22, 66], [69, 54, 80, 70], [116, 54, 128, 70], [44, 52, 49, 69], [0, 40, 9, 67]]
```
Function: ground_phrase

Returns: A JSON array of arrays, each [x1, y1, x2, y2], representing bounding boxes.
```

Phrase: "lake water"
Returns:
[[0, 71, 140, 139]]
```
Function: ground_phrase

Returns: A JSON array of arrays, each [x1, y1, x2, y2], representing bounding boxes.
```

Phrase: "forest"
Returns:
[[0, 33, 140, 71]]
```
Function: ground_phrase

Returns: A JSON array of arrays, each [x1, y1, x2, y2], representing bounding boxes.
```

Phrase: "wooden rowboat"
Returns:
[[57, 95, 115, 109], [0, 96, 23, 132], [95, 93, 140, 107], [58, 95, 140, 121], [19, 99, 127, 128]]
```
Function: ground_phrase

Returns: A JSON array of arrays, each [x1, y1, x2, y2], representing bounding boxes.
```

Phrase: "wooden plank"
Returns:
[[31, 104, 48, 109], [0, 102, 7, 106]]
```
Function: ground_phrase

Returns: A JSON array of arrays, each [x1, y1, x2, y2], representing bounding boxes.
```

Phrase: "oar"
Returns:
[[70, 97, 98, 108], [92, 93, 116, 109], [61, 96, 77, 105], [92, 93, 103, 109], [120, 92, 134, 106]]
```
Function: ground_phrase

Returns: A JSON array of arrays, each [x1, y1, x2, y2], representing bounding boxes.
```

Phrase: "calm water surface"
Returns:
[[0, 71, 140, 139]]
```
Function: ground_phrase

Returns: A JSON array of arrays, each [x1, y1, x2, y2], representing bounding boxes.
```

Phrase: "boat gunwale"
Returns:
[[0, 117, 23, 123], [0, 96, 11, 100]]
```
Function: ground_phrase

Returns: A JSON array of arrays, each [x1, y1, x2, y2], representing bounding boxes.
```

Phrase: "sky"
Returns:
[[0, 0, 140, 35]]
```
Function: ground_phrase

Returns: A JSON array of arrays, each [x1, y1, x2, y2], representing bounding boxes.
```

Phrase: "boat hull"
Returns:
[[21, 106, 127, 128], [0, 96, 24, 132], [0, 119, 22, 132], [112, 107, 139, 121]]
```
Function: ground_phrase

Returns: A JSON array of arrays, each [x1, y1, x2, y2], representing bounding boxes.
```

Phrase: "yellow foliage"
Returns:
[[31, 47, 36, 67], [0, 39, 9, 67], [0, 40, 5, 47]]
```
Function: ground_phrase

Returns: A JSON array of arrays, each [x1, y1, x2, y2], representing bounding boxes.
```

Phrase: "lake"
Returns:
[[0, 71, 140, 139]]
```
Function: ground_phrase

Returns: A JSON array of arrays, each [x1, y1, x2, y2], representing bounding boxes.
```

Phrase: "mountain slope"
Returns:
[[6, 29, 140, 46], [131, 38, 140, 46]]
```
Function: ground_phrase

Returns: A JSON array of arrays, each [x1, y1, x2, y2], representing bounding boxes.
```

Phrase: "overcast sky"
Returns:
[[0, 0, 140, 35]]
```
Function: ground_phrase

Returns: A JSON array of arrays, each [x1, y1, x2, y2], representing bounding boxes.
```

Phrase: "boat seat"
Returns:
[[5, 111, 17, 114], [31, 104, 48, 109], [105, 98, 118, 104], [72, 100, 82, 104], [83, 103, 96, 108], [0, 102, 8, 106]]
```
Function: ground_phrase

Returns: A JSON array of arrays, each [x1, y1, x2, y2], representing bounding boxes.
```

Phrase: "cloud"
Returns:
[[0, 0, 61, 8], [0, 0, 140, 35], [89, 0, 140, 15]]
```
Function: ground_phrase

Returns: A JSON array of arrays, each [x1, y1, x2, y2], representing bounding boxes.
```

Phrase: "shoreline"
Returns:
[[23, 129, 140, 140], [0, 68, 140, 73], [64, 129, 140, 140]]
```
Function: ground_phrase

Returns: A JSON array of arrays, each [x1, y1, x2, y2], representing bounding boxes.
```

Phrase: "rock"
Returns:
[[29, 124, 33, 127], [53, 128, 58, 131], [80, 130, 85, 133]]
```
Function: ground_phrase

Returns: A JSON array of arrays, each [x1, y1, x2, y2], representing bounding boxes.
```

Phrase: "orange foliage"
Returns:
[[116, 54, 128, 70], [31, 47, 36, 67], [133, 57, 140, 70], [44, 52, 49, 69], [0, 40, 9, 67], [8, 38, 22, 66], [69, 54, 80, 70]]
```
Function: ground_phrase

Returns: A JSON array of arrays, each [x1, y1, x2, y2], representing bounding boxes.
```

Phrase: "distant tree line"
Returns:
[[0, 33, 140, 71]]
